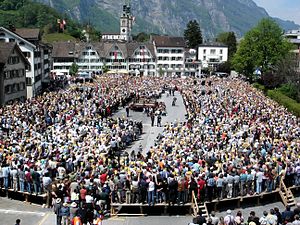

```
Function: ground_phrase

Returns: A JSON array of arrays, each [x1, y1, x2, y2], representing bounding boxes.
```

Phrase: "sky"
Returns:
[[254, 0, 300, 24]]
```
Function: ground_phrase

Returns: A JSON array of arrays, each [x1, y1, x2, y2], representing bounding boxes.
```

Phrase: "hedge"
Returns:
[[267, 90, 300, 117]]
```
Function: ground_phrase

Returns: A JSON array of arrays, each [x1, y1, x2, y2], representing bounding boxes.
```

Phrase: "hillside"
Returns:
[[0, 0, 83, 41], [34, 0, 300, 38]]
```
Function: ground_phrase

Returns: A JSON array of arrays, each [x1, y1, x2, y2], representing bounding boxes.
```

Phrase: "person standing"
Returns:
[[126, 106, 130, 117], [150, 112, 155, 127], [157, 114, 162, 127], [54, 198, 62, 225], [15, 219, 21, 225], [60, 202, 70, 225]]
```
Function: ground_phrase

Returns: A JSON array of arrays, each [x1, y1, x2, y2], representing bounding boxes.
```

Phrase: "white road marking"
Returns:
[[0, 209, 45, 216]]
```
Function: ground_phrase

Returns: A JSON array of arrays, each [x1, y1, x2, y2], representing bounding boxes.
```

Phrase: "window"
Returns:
[[5, 71, 10, 79], [203, 56, 206, 60], [19, 41, 25, 46], [0, 32, 5, 37], [220, 56, 223, 61], [5, 85, 11, 94], [23, 52, 31, 58], [210, 49, 216, 54], [20, 82, 25, 91], [26, 77, 32, 86], [203, 49, 206, 54], [8, 56, 20, 64], [158, 49, 164, 53], [220, 49, 223, 54], [12, 83, 19, 93], [171, 57, 176, 61]]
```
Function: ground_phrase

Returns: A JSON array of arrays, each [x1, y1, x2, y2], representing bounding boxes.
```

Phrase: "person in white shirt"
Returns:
[[255, 169, 264, 194], [147, 176, 155, 206]]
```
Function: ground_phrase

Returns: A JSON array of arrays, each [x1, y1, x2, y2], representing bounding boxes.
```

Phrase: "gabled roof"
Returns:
[[199, 42, 228, 48], [15, 28, 40, 40], [127, 42, 155, 58], [152, 35, 186, 47], [0, 42, 30, 66], [0, 42, 15, 64], [0, 27, 36, 49]]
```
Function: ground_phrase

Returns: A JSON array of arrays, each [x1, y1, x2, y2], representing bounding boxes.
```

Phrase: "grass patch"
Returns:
[[253, 83, 300, 117], [42, 33, 76, 43], [267, 89, 300, 117]]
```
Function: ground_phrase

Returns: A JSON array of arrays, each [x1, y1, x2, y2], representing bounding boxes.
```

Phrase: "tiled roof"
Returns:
[[52, 42, 77, 58], [15, 28, 40, 40], [127, 42, 156, 58], [152, 35, 186, 47], [0, 42, 16, 64], [199, 42, 227, 47]]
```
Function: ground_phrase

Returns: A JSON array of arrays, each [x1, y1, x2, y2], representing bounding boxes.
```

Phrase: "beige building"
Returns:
[[0, 42, 29, 106]]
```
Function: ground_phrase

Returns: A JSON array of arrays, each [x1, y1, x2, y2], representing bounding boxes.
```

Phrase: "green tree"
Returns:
[[69, 62, 79, 76], [133, 32, 150, 42], [232, 18, 292, 77], [216, 32, 237, 59], [102, 64, 109, 74], [184, 20, 202, 49]]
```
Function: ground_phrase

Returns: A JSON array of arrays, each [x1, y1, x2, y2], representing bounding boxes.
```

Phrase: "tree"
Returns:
[[216, 32, 237, 60], [232, 18, 292, 77], [69, 62, 79, 76], [184, 20, 203, 49], [133, 32, 150, 42]]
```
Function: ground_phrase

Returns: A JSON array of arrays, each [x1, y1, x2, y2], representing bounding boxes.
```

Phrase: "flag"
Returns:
[[142, 47, 145, 62], [114, 51, 118, 61]]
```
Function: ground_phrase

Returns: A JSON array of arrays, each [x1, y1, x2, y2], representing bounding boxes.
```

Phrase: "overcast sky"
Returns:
[[254, 0, 300, 24]]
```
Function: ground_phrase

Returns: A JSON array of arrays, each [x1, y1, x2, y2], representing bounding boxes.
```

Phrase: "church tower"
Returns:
[[120, 0, 133, 42]]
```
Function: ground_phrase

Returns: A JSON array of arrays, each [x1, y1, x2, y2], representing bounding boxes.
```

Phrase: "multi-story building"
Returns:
[[0, 27, 51, 98], [284, 30, 300, 72], [127, 42, 156, 76], [0, 42, 29, 106], [51, 41, 156, 76], [198, 42, 228, 70], [184, 48, 201, 77], [152, 36, 186, 77]]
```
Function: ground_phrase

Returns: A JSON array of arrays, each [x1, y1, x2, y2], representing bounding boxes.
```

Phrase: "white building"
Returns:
[[152, 36, 186, 77], [284, 30, 300, 72], [101, 3, 133, 42], [127, 42, 156, 76], [184, 48, 201, 77], [198, 42, 228, 70], [0, 27, 51, 98]]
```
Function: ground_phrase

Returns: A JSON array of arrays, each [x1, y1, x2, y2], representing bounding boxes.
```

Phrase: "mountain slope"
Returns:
[[34, 0, 300, 38]]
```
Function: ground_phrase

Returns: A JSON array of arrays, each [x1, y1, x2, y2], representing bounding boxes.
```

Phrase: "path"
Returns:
[[113, 91, 187, 155]]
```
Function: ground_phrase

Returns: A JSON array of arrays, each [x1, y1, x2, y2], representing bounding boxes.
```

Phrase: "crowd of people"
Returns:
[[190, 204, 300, 225], [0, 74, 299, 224]]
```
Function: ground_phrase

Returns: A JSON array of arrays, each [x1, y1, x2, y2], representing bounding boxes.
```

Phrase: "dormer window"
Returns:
[[69, 51, 74, 55], [0, 32, 5, 37]]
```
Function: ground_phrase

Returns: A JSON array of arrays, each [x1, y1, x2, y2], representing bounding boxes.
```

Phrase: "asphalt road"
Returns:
[[113, 91, 187, 155]]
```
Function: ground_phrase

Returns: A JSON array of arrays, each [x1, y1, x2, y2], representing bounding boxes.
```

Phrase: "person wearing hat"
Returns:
[[60, 202, 70, 225], [53, 198, 62, 225], [224, 210, 234, 225], [69, 202, 78, 222]]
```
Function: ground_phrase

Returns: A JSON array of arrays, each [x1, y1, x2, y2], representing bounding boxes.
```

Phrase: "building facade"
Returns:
[[0, 27, 51, 98], [51, 37, 207, 77], [152, 36, 186, 77], [284, 30, 300, 72], [198, 42, 228, 70], [0, 42, 29, 106]]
